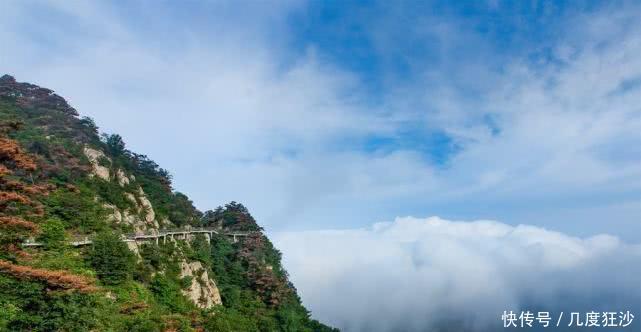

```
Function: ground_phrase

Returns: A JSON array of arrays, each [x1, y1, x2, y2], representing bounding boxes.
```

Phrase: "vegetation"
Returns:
[[88, 232, 136, 285], [0, 74, 337, 331]]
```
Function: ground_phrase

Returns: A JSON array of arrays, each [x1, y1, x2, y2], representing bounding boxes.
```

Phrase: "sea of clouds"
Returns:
[[273, 217, 641, 331]]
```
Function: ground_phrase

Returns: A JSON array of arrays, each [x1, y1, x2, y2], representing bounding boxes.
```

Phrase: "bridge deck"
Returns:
[[23, 228, 254, 247]]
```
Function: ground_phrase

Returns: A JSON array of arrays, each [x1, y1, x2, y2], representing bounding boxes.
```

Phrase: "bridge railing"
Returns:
[[23, 227, 255, 247], [124, 227, 253, 239]]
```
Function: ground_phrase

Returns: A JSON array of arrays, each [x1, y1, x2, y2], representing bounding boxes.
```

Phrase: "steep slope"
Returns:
[[0, 74, 337, 332]]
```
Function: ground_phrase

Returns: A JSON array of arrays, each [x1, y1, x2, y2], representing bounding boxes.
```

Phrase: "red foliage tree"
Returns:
[[0, 260, 96, 292], [0, 122, 97, 292], [0, 127, 42, 249], [238, 234, 291, 306]]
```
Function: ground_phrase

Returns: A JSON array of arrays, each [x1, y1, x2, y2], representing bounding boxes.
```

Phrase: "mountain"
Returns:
[[0, 74, 337, 332]]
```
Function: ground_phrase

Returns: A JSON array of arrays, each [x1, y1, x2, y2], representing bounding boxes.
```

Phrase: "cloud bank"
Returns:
[[273, 217, 641, 331]]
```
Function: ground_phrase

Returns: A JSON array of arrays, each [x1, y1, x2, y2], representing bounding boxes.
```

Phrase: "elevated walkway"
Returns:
[[23, 227, 253, 247]]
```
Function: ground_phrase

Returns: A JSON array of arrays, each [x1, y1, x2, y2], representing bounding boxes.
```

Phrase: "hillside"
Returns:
[[0, 74, 337, 332]]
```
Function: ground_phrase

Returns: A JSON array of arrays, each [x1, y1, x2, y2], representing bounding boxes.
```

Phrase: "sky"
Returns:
[[1, 1, 640, 330], [0, 0, 639, 240]]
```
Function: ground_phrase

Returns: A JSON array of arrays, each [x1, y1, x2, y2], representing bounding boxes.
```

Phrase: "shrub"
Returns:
[[44, 185, 108, 233], [149, 274, 192, 313], [88, 232, 135, 285], [38, 218, 66, 249], [0, 275, 99, 331], [204, 307, 258, 332]]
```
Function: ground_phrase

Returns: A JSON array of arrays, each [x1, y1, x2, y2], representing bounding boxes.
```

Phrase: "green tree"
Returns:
[[0, 301, 20, 331], [0, 275, 99, 331], [149, 274, 192, 313], [276, 303, 313, 332], [38, 218, 66, 250], [167, 192, 201, 227], [103, 133, 127, 157], [44, 185, 108, 233], [88, 232, 135, 285], [79, 116, 98, 134], [204, 307, 258, 332]]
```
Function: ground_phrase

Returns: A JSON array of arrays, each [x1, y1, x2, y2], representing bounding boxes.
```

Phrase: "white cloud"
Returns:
[[273, 216, 641, 331], [0, 1, 639, 240]]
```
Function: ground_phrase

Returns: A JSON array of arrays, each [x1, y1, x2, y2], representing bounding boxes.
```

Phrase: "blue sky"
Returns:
[[1, 0, 640, 241]]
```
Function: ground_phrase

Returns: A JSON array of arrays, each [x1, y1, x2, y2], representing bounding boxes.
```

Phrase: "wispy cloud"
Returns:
[[0, 1, 639, 240]]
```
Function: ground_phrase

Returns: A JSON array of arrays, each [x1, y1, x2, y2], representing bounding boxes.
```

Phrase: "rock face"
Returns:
[[81, 144, 221, 309], [116, 169, 130, 186], [179, 260, 222, 309], [126, 241, 141, 260], [110, 190, 159, 233], [83, 147, 110, 181], [87, 152, 160, 233], [103, 203, 122, 223], [137, 187, 156, 224]]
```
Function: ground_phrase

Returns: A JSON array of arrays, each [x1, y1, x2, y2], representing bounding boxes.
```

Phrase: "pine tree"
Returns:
[[88, 231, 135, 285]]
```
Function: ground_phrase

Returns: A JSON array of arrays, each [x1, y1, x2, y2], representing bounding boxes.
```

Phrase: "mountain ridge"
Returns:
[[0, 74, 336, 332]]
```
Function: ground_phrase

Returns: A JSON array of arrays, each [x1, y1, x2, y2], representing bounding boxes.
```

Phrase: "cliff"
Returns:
[[0, 75, 337, 332]]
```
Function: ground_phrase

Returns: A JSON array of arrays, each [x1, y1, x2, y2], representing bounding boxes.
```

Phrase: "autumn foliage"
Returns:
[[238, 233, 291, 306], [0, 260, 96, 292], [0, 136, 37, 171], [0, 126, 45, 248], [0, 123, 97, 293], [0, 216, 38, 232]]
